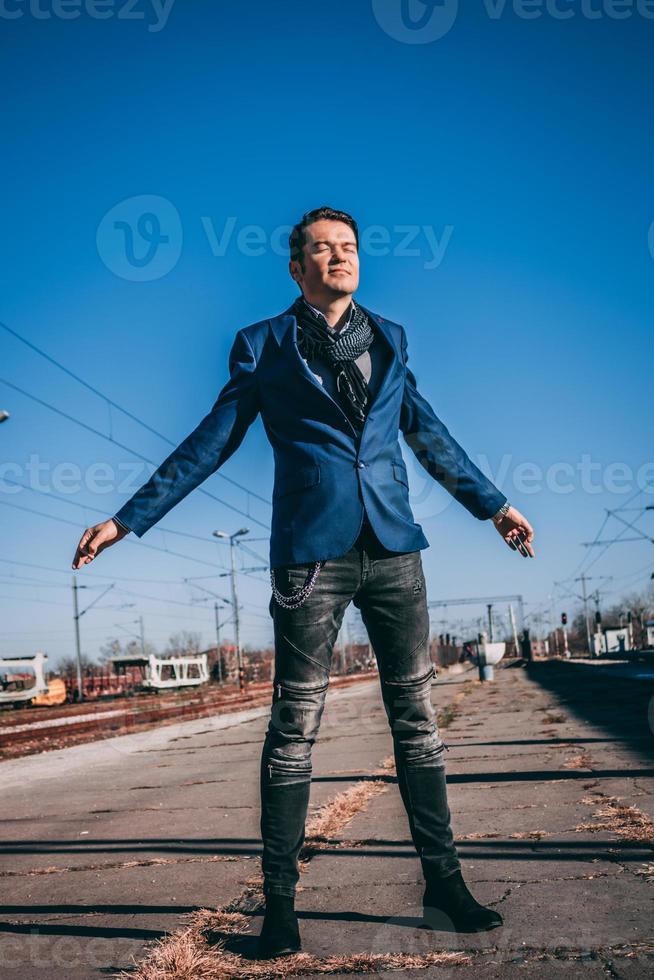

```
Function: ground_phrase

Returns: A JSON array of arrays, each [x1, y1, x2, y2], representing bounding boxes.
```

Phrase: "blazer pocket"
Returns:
[[273, 464, 321, 499], [392, 461, 409, 489]]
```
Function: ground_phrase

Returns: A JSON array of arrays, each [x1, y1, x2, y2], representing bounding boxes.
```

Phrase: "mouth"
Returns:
[[330, 270, 349, 276]]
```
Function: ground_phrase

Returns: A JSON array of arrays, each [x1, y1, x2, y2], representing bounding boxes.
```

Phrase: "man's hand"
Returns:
[[492, 505, 535, 558], [72, 519, 129, 569]]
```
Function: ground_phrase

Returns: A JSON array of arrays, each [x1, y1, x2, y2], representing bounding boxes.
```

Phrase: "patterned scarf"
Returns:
[[291, 295, 375, 432]]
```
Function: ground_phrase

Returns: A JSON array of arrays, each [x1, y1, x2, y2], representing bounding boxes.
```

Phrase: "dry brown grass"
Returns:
[[458, 830, 548, 841], [123, 905, 471, 978], [304, 778, 389, 842], [119, 766, 395, 980], [563, 752, 593, 770], [122, 928, 471, 980], [576, 796, 654, 844], [507, 830, 548, 840], [635, 863, 654, 882]]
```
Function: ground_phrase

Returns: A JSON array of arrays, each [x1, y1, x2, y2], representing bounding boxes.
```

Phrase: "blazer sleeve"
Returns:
[[398, 326, 506, 520], [113, 329, 260, 537]]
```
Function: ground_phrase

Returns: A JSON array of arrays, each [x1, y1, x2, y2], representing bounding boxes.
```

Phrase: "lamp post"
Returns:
[[213, 527, 249, 693]]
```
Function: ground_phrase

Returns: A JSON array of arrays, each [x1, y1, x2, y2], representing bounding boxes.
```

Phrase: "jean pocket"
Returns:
[[273, 676, 330, 699], [265, 757, 313, 783]]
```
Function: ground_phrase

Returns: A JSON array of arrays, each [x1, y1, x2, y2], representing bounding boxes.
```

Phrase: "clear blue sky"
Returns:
[[1, 2, 653, 665]]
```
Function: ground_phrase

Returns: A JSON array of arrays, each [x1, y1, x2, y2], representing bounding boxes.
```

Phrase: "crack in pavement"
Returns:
[[0, 854, 249, 878]]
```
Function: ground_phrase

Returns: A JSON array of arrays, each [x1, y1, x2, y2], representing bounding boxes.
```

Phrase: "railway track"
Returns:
[[0, 673, 373, 760]]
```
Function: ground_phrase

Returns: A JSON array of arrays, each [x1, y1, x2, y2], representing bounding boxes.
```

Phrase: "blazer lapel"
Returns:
[[267, 302, 401, 432]]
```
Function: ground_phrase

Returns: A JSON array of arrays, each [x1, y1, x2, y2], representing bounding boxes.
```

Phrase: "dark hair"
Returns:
[[289, 206, 359, 270]]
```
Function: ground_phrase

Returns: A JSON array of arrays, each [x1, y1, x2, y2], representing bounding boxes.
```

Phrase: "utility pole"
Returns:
[[570, 574, 611, 654], [139, 615, 145, 657], [340, 618, 348, 675], [184, 577, 231, 684], [548, 595, 559, 656], [487, 604, 494, 642], [229, 537, 242, 691], [72, 577, 83, 702], [71, 579, 114, 702], [213, 527, 249, 694], [508, 603, 520, 657], [213, 601, 223, 683], [577, 573, 592, 653]]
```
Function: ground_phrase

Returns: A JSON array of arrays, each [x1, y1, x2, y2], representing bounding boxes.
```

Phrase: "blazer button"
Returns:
[[356, 461, 366, 469]]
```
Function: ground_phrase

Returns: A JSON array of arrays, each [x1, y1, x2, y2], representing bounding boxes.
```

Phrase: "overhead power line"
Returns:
[[1, 375, 271, 532], [0, 499, 266, 580], [0, 320, 271, 508], [2, 475, 263, 553]]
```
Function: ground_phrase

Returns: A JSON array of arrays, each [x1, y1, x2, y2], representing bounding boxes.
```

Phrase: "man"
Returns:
[[72, 205, 535, 960]]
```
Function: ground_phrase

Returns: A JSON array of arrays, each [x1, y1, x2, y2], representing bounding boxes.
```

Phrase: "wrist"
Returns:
[[112, 516, 131, 534], [491, 501, 510, 524]]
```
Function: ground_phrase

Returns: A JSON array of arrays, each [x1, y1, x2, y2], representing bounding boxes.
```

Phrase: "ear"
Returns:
[[288, 259, 302, 284]]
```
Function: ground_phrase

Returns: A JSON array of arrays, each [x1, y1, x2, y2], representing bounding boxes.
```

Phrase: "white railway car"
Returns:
[[0, 652, 49, 708], [111, 653, 209, 691]]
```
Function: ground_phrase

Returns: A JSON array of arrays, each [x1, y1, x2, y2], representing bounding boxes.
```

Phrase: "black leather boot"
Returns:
[[256, 893, 301, 959], [422, 869, 503, 933]]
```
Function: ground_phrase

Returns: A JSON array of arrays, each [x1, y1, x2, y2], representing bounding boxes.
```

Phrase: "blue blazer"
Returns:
[[114, 303, 506, 567]]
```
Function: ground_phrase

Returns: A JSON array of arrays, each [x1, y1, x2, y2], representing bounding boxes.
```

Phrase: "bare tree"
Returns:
[[164, 630, 202, 658], [98, 638, 123, 664], [58, 652, 95, 673]]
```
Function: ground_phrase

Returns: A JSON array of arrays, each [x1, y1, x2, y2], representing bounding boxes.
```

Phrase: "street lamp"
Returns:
[[213, 527, 249, 692]]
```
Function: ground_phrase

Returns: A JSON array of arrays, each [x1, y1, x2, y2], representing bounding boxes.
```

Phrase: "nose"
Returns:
[[330, 249, 348, 265]]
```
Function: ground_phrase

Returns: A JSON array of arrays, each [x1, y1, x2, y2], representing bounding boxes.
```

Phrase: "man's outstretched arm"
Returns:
[[72, 329, 260, 568], [398, 326, 535, 556]]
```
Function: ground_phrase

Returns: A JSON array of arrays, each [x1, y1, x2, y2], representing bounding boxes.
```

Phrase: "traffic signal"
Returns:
[[561, 612, 567, 626], [595, 611, 602, 626]]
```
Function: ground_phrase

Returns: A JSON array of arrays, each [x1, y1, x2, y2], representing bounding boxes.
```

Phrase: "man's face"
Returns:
[[289, 219, 360, 300]]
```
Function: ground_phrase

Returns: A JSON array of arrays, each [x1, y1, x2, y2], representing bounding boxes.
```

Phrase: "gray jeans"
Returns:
[[260, 521, 461, 897]]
